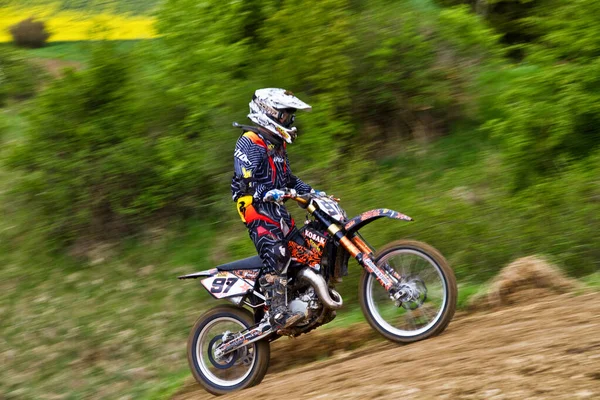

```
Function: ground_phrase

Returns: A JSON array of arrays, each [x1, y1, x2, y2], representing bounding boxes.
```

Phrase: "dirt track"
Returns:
[[174, 290, 600, 399]]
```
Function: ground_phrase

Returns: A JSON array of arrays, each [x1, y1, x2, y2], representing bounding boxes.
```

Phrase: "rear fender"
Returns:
[[344, 208, 413, 235], [177, 268, 218, 280], [178, 269, 257, 305]]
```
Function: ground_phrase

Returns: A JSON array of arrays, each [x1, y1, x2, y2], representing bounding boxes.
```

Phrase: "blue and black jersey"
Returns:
[[231, 130, 312, 202], [231, 129, 312, 272]]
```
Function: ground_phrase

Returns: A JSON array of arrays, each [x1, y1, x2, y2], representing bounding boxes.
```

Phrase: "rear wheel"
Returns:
[[187, 305, 270, 395], [359, 240, 457, 343]]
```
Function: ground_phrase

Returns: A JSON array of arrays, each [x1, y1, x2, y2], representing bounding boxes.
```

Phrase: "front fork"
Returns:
[[326, 224, 399, 292], [344, 232, 425, 306]]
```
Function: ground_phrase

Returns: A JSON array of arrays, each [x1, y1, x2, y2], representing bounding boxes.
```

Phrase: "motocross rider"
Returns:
[[231, 88, 323, 330]]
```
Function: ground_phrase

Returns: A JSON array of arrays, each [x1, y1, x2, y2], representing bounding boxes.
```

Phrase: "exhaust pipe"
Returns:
[[298, 268, 343, 310]]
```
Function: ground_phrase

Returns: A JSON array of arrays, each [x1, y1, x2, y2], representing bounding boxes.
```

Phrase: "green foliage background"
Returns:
[[2, 0, 600, 398]]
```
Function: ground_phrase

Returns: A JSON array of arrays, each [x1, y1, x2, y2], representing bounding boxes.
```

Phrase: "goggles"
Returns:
[[277, 108, 296, 127]]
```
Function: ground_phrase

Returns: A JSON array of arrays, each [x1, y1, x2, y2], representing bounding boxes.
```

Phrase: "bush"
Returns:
[[0, 48, 42, 105], [3, 43, 221, 243], [10, 18, 51, 49]]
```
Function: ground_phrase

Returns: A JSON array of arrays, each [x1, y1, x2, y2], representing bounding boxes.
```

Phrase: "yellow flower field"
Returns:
[[0, 5, 156, 42]]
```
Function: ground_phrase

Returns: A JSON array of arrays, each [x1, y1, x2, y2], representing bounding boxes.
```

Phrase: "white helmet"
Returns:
[[248, 88, 312, 144]]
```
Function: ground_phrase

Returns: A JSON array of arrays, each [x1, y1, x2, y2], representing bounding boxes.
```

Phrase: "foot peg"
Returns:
[[276, 311, 304, 329]]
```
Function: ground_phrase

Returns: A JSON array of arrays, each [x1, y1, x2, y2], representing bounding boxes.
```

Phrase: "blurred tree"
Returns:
[[10, 18, 51, 49], [487, 0, 600, 189], [352, 3, 501, 143]]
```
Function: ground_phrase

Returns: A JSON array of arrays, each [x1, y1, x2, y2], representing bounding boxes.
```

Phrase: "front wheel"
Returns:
[[359, 240, 457, 343], [187, 305, 270, 395]]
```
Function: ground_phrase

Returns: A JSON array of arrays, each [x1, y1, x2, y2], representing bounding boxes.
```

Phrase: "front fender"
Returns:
[[344, 208, 413, 235]]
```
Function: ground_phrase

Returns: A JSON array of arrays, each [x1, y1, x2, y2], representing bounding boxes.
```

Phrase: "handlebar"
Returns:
[[282, 189, 340, 206], [281, 190, 308, 205]]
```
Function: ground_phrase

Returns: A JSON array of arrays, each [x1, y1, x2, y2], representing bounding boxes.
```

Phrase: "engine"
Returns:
[[286, 284, 338, 335], [288, 286, 321, 328]]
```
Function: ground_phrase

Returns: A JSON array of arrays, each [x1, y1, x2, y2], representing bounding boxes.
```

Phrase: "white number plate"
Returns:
[[201, 272, 254, 298]]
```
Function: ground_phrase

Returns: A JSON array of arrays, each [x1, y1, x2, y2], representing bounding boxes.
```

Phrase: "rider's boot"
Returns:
[[260, 273, 304, 330]]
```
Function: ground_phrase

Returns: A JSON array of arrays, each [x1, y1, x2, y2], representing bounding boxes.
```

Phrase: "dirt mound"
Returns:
[[468, 255, 581, 310]]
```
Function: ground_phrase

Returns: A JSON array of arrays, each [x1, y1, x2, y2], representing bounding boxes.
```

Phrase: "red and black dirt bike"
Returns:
[[178, 190, 457, 395]]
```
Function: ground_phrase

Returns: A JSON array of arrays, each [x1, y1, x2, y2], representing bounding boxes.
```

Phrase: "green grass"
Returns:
[[0, 0, 164, 15], [582, 272, 600, 289], [0, 222, 220, 399], [1, 103, 29, 142], [457, 283, 482, 309], [144, 370, 191, 400], [20, 41, 99, 62], [324, 307, 366, 329], [0, 40, 146, 63]]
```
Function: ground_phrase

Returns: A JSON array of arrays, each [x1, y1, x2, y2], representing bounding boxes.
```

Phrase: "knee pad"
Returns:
[[269, 242, 290, 273]]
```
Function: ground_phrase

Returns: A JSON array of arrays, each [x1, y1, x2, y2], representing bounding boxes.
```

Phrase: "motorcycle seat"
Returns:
[[216, 255, 264, 271]]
